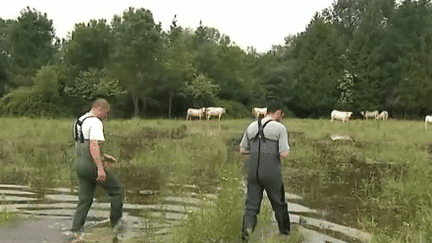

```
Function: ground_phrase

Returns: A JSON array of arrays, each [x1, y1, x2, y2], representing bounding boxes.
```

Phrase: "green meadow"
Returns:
[[1, 117, 432, 242]]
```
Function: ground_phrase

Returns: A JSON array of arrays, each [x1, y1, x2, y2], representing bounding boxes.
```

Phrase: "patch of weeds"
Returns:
[[171, 166, 243, 242], [0, 209, 17, 224], [257, 200, 273, 226]]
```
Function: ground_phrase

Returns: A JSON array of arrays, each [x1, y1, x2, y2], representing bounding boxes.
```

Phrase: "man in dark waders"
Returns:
[[239, 102, 290, 241], [67, 98, 125, 241]]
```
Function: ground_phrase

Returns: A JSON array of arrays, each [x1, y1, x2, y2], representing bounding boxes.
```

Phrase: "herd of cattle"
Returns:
[[186, 107, 267, 120], [186, 107, 432, 130], [330, 110, 389, 123], [186, 107, 392, 122], [332, 110, 432, 130], [186, 107, 226, 120]]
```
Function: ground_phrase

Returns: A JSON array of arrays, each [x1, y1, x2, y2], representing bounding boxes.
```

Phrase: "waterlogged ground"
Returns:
[[0, 182, 370, 243], [0, 137, 373, 242], [2, 118, 416, 242]]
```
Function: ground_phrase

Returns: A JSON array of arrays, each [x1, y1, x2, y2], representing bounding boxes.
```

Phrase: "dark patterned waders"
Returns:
[[242, 119, 290, 241]]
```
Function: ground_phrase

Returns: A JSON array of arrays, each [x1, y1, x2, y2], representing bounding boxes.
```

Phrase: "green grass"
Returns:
[[1, 117, 432, 242], [0, 209, 17, 225]]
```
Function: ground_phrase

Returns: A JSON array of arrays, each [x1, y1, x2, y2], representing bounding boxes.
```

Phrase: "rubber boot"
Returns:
[[241, 214, 257, 242], [275, 208, 290, 235]]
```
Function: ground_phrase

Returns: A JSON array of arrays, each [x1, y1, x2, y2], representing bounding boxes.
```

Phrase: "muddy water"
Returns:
[[0, 180, 371, 243]]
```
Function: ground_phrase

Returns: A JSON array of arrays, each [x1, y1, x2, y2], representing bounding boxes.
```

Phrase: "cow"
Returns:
[[425, 115, 432, 130], [331, 110, 353, 123], [251, 107, 267, 119], [206, 107, 226, 120], [376, 111, 389, 120], [361, 110, 379, 120], [186, 108, 206, 120]]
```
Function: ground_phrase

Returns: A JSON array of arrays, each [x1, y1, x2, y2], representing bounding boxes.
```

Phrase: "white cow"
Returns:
[[331, 110, 353, 123], [425, 115, 432, 130], [376, 111, 389, 120], [361, 110, 379, 120], [186, 108, 206, 120], [251, 107, 267, 119], [206, 107, 226, 120]]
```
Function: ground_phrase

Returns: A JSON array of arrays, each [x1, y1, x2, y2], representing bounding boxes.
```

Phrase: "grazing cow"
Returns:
[[186, 108, 206, 120], [251, 107, 267, 119], [361, 110, 379, 120], [376, 111, 389, 120], [331, 110, 353, 123], [206, 107, 226, 120], [425, 115, 432, 130]]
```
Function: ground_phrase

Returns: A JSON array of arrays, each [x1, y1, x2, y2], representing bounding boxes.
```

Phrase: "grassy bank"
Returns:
[[1, 117, 432, 242]]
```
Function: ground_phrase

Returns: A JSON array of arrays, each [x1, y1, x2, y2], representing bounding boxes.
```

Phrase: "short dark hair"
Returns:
[[266, 101, 283, 114]]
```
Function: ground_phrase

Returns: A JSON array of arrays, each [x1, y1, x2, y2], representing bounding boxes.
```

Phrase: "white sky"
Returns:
[[1, 0, 335, 53]]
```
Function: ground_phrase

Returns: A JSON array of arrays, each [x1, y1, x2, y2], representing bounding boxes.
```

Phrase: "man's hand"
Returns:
[[280, 151, 289, 162], [103, 154, 117, 170], [96, 167, 106, 181], [104, 154, 117, 163]]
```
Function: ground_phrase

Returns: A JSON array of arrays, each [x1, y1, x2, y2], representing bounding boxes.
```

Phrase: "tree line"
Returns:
[[0, 0, 431, 119]]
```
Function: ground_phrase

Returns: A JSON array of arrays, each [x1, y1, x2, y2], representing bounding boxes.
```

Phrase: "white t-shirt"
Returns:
[[79, 112, 105, 141]]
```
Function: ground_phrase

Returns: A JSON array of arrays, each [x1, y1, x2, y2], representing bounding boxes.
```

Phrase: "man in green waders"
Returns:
[[239, 101, 290, 242], [67, 98, 125, 241]]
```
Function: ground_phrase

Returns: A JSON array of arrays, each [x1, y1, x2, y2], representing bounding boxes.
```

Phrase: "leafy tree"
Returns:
[[344, 0, 395, 111], [0, 18, 9, 97], [192, 23, 258, 106], [337, 70, 355, 109], [64, 69, 125, 100], [388, 0, 432, 112], [6, 7, 56, 82], [183, 73, 220, 107], [291, 18, 344, 117], [161, 17, 196, 117], [325, 0, 365, 41], [32, 66, 60, 102], [254, 44, 296, 111], [63, 19, 112, 72], [110, 7, 164, 117]]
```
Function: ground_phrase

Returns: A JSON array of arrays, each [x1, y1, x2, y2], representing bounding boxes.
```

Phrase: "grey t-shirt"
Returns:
[[239, 117, 290, 154]]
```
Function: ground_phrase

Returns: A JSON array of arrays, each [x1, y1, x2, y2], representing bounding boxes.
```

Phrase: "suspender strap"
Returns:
[[74, 116, 94, 143], [253, 119, 274, 142]]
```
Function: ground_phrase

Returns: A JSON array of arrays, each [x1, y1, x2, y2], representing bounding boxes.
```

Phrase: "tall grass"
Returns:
[[171, 165, 244, 242]]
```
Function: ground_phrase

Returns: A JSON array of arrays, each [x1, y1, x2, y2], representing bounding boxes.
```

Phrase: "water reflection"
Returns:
[[0, 182, 371, 243]]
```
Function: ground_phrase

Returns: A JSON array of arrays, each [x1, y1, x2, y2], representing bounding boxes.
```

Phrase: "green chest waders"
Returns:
[[242, 120, 290, 240], [71, 116, 123, 232]]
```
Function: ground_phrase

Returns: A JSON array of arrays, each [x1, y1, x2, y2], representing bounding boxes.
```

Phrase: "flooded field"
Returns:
[[1, 118, 431, 242], [0, 181, 370, 243]]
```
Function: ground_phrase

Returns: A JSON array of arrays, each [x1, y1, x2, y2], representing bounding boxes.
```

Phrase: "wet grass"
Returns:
[[0, 209, 17, 224], [1, 117, 432, 242]]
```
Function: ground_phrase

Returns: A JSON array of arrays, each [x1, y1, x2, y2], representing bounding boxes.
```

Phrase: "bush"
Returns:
[[0, 88, 65, 117], [214, 98, 250, 118], [0, 66, 69, 118]]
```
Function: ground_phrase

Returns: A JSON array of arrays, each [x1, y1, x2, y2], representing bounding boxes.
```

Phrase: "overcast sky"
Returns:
[[1, 0, 335, 53]]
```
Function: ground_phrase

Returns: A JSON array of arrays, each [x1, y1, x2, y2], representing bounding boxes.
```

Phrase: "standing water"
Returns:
[[0, 123, 375, 242]]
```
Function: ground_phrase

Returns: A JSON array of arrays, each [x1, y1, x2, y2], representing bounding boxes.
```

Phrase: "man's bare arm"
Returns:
[[89, 140, 106, 181]]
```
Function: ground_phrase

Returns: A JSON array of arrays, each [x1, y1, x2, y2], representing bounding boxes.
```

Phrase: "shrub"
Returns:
[[0, 88, 64, 117], [0, 66, 67, 117], [214, 98, 250, 118]]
